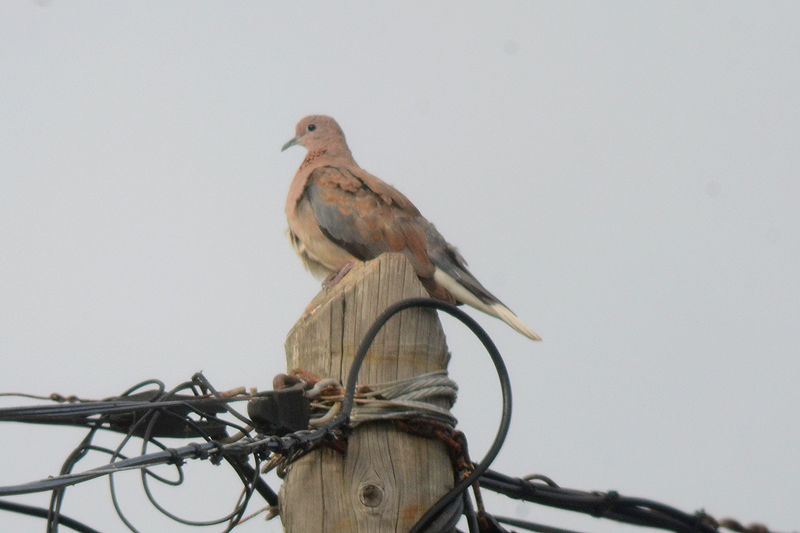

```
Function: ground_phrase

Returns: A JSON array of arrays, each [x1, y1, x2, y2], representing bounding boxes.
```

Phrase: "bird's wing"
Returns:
[[424, 223, 498, 305], [303, 165, 436, 278], [425, 224, 541, 340], [302, 166, 539, 339]]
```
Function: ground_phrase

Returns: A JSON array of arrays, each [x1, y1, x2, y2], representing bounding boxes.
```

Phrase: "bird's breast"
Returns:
[[288, 197, 362, 277]]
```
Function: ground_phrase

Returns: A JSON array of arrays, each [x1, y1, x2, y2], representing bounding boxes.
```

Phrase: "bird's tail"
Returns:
[[433, 267, 541, 341]]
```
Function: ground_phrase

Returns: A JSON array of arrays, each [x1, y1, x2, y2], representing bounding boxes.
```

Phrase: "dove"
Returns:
[[282, 115, 540, 341]]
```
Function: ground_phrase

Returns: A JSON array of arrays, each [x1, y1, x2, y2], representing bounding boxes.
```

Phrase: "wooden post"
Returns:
[[279, 253, 455, 532]]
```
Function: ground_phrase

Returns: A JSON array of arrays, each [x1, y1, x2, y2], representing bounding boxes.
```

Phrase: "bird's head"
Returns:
[[281, 115, 349, 155]]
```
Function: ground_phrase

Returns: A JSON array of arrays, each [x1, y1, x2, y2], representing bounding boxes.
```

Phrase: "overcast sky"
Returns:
[[1, 2, 798, 532]]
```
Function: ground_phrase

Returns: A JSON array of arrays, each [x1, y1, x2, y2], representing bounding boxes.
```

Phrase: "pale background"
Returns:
[[1, 2, 798, 532]]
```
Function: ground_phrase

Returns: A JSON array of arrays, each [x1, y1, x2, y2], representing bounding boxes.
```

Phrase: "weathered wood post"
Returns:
[[279, 253, 456, 532]]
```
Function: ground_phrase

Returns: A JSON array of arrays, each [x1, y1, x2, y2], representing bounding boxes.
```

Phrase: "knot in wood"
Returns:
[[359, 484, 384, 507]]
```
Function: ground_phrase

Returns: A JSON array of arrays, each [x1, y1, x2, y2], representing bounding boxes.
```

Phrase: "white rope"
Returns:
[[308, 370, 458, 428]]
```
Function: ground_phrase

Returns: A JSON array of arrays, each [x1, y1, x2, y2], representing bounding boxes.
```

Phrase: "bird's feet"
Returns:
[[322, 262, 355, 289]]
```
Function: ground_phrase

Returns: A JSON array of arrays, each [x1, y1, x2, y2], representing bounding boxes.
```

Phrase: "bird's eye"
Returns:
[[307, 124, 316, 132]]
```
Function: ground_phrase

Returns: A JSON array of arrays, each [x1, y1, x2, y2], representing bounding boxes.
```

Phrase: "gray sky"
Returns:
[[1, 2, 798, 532]]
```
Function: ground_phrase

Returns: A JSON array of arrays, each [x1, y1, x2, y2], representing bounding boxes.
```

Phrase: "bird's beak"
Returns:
[[281, 136, 300, 152]]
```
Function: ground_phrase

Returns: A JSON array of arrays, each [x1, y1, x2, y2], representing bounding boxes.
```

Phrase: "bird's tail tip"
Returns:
[[491, 303, 541, 341], [431, 267, 541, 341]]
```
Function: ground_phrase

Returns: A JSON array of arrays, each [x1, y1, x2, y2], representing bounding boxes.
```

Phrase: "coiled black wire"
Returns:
[[319, 297, 513, 533]]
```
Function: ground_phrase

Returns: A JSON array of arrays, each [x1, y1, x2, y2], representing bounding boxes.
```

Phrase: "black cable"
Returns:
[[226, 455, 279, 506], [463, 491, 480, 533], [139, 383, 233, 526], [47, 427, 102, 533], [0, 427, 343, 498], [399, 299, 512, 533], [45, 377, 165, 533], [106, 381, 192, 533], [47, 381, 164, 532], [479, 470, 721, 533], [0, 397, 244, 430], [0, 378, 249, 441], [316, 297, 513, 533], [0, 499, 103, 533], [107, 379, 263, 531], [1, 298, 505, 529], [191, 372, 254, 427], [0, 301, 502, 531], [2, 302, 774, 533], [336, 297, 509, 424], [493, 515, 592, 533], [118, 380, 166, 399]]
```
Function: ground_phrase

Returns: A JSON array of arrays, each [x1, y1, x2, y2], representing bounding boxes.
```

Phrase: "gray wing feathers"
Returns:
[[423, 223, 501, 306], [305, 182, 385, 260]]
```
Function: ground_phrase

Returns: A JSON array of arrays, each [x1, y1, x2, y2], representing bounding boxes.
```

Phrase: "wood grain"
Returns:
[[279, 253, 455, 532]]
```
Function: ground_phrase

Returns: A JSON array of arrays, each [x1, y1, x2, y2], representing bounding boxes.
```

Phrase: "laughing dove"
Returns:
[[282, 115, 540, 341]]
